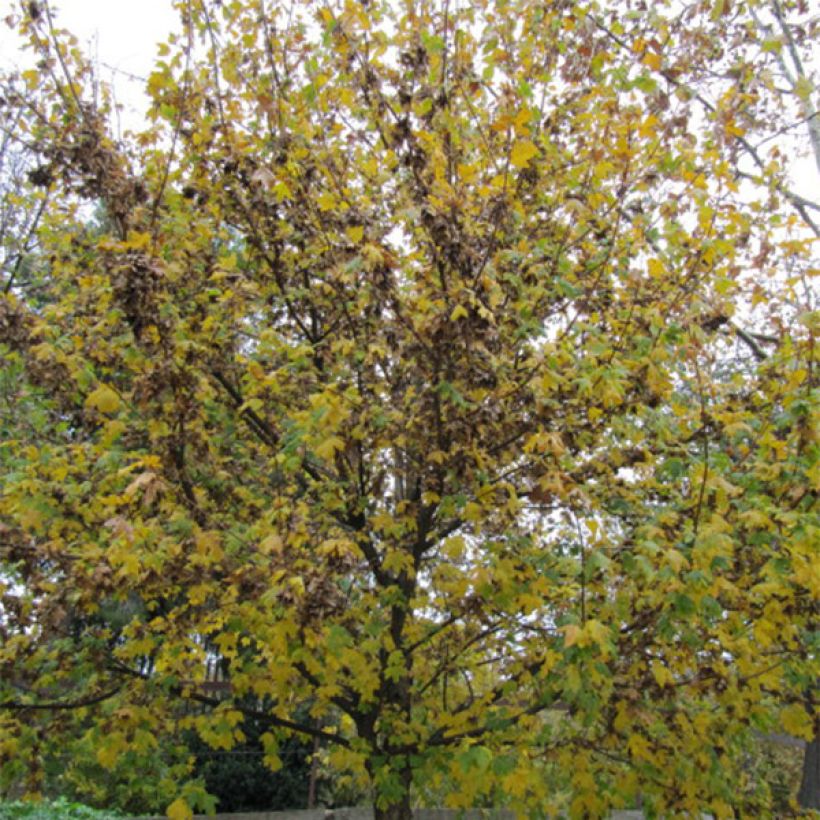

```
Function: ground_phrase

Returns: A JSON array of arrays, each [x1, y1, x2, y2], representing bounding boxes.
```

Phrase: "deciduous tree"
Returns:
[[1, 1, 817, 817]]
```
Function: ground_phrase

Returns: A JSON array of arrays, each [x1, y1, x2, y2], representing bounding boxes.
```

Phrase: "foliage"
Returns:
[[0, 798, 125, 820], [0, 1, 818, 819], [740, 737, 806, 815], [45, 718, 194, 816]]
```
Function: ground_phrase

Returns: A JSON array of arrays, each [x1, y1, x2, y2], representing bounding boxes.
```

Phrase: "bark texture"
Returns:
[[798, 729, 819, 810]]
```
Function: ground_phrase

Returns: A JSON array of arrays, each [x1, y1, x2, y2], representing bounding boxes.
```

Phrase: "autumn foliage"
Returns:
[[0, 0, 817, 817]]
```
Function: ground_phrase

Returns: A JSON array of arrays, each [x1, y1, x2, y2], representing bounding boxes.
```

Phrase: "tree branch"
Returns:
[[109, 661, 350, 747], [732, 323, 769, 361], [0, 684, 123, 711]]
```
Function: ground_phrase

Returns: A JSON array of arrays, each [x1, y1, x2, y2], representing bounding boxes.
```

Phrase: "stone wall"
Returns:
[[143, 810, 646, 820]]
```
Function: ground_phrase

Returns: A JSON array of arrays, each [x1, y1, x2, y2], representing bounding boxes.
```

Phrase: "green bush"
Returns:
[[0, 797, 125, 819], [183, 716, 312, 812]]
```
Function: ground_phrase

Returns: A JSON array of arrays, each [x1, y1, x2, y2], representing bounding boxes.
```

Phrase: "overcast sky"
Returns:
[[2, 0, 179, 131], [4, 0, 177, 65]]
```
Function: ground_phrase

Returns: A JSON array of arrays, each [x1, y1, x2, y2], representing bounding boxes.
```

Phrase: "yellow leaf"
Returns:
[[651, 661, 674, 688], [666, 549, 688, 572], [463, 501, 482, 522], [317, 192, 337, 211], [443, 536, 465, 559], [614, 701, 631, 733], [627, 733, 654, 763], [647, 258, 665, 278], [166, 798, 192, 820], [502, 767, 531, 798], [638, 114, 660, 139], [781, 704, 813, 741], [274, 181, 292, 200], [563, 624, 581, 647], [510, 139, 539, 169], [125, 471, 161, 501], [22, 69, 41, 91], [514, 108, 533, 126], [264, 752, 283, 771], [346, 225, 364, 244], [583, 619, 610, 648], [248, 360, 266, 381], [315, 435, 344, 460], [86, 384, 121, 414], [450, 304, 468, 321], [259, 534, 284, 555], [642, 51, 662, 71], [96, 742, 121, 770], [458, 162, 478, 182]]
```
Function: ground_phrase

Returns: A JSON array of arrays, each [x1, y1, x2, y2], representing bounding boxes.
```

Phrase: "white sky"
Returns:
[[44, 0, 176, 67], [1, 0, 179, 131], [2, 0, 177, 64]]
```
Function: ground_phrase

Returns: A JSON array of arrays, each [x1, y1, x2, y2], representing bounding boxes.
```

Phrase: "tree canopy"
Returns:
[[0, 0, 817, 817]]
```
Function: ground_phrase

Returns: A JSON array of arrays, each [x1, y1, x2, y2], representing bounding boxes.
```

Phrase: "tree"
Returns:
[[1, 0, 817, 818]]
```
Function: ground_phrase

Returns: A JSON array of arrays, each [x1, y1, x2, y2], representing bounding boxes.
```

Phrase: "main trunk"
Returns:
[[373, 791, 412, 820], [369, 751, 413, 820], [798, 731, 820, 810]]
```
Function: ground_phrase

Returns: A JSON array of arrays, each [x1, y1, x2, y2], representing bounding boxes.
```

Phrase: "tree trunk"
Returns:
[[370, 754, 413, 820], [307, 734, 320, 809], [798, 727, 819, 810], [373, 790, 412, 820]]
